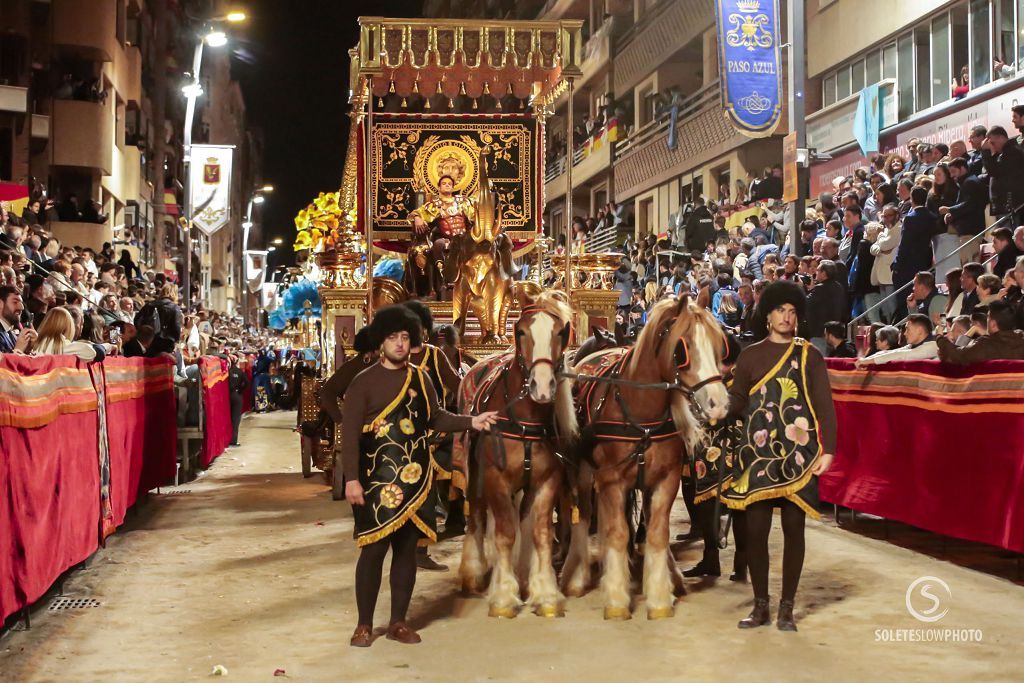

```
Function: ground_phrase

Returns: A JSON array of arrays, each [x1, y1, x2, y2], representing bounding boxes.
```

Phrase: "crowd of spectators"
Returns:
[[572, 106, 1024, 365]]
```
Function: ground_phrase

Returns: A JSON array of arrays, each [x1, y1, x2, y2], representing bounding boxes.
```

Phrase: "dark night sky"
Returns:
[[233, 1, 424, 266]]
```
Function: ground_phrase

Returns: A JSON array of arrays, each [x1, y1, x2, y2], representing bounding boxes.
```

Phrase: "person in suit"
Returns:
[[939, 158, 989, 265], [806, 260, 848, 354], [892, 187, 940, 297], [982, 126, 1024, 226], [958, 262, 985, 316], [0, 285, 35, 353]]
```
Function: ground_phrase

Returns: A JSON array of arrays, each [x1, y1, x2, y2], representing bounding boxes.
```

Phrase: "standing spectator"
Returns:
[[806, 260, 848, 353], [892, 187, 938, 306], [228, 354, 249, 447], [867, 212, 900, 323], [683, 197, 715, 253], [839, 204, 864, 266], [982, 126, 1024, 226], [940, 157, 989, 265]]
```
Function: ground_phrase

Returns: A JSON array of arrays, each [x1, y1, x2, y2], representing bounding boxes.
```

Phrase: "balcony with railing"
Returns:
[[613, 80, 726, 199], [0, 85, 28, 114], [544, 121, 617, 200], [51, 99, 113, 174]]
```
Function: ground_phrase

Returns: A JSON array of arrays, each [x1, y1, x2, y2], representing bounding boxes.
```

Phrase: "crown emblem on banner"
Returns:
[[736, 0, 760, 12]]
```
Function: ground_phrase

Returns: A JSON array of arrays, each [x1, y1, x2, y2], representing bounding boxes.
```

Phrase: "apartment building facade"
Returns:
[[0, 0, 262, 315], [806, 0, 1024, 198]]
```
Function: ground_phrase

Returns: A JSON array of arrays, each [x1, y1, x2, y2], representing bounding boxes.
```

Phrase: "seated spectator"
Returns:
[[823, 321, 857, 358], [945, 315, 974, 347], [870, 325, 901, 356], [30, 306, 108, 361], [991, 226, 1022, 279], [906, 271, 949, 327], [937, 300, 1024, 363], [856, 314, 938, 366], [976, 273, 1003, 308]]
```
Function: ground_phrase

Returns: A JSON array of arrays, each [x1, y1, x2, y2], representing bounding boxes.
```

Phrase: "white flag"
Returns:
[[245, 250, 268, 294], [190, 144, 234, 235]]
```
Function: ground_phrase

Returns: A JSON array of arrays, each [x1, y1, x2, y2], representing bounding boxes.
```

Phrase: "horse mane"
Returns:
[[627, 296, 722, 450], [523, 290, 579, 443]]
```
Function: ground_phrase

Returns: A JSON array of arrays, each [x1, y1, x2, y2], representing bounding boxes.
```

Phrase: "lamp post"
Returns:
[[241, 184, 273, 325], [181, 11, 247, 313]]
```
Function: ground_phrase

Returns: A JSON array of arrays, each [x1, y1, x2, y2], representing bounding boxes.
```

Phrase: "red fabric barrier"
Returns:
[[200, 357, 232, 468], [821, 359, 1024, 553], [0, 356, 178, 622], [103, 358, 178, 527]]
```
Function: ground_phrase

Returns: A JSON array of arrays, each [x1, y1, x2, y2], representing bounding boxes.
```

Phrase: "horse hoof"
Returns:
[[647, 607, 674, 620], [488, 605, 518, 619], [603, 606, 631, 621], [535, 604, 563, 618]]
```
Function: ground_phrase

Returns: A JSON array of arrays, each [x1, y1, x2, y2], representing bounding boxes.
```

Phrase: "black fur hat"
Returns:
[[403, 299, 433, 333], [352, 325, 375, 355], [369, 305, 422, 348], [756, 280, 806, 323]]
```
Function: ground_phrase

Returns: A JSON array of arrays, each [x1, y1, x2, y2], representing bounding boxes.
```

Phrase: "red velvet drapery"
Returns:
[[822, 359, 1024, 553]]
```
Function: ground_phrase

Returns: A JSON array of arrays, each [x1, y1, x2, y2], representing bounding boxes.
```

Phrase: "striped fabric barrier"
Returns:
[[821, 359, 1024, 553], [199, 356, 233, 467], [0, 355, 178, 623]]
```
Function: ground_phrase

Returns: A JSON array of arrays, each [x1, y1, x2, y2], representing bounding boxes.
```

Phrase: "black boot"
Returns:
[[682, 560, 721, 577], [738, 598, 771, 629], [777, 599, 797, 632]]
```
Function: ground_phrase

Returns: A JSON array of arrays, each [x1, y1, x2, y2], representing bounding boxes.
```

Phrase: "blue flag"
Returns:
[[853, 83, 881, 156], [715, 0, 783, 137]]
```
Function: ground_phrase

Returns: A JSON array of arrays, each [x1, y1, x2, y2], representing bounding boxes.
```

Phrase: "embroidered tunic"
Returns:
[[341, 363, 474, 546], [720, 338, 836, 518]]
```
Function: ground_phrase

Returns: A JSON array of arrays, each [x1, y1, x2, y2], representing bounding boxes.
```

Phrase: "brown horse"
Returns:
[[458, 290, 577, 618], [568, 296, 728, 619]]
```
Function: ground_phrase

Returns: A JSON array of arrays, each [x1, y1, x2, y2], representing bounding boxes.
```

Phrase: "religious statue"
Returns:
[[409, 173, 476, 300]]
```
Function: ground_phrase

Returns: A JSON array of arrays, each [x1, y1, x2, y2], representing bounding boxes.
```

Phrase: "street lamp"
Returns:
[[272, 237, 283, 245], [252, 195, 265, 205], [181, 11, 247, 312], [241, 184, 272, 325]]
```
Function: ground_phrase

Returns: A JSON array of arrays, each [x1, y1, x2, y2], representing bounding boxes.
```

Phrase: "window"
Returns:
[[851, 59, 865, 93], [883, 43, 898, 79], [997, 0, 1015, 73], [1019, 0, 1024, 64], [898, 33, 914, 120], [952, 5, 970, 89], [0, 127, 12, 180], [915, 27, 931, 112], [866, 50, 882, 85], [932, 14, 951, 105], [836, 65, 851, 100], [970, 0, 991, 88], [823, 73, 836, 106]]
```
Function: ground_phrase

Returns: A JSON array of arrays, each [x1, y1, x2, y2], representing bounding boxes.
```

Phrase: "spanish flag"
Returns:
[[0, 182, 29, 218]]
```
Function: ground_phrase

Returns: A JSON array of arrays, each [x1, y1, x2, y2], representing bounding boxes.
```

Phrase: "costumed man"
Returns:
[[683, 327, 747, 581], [719, 280, 836, 631], [411, 174, 475, 300], [319, 327, 378, 489], [227, 353, 249, 447], [343, 306, 497, 647], [410, 173, 514, 301], [404, 300, 466, 559]]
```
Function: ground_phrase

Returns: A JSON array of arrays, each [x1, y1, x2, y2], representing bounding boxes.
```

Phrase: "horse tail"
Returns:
[[554, 356, 579, 444]]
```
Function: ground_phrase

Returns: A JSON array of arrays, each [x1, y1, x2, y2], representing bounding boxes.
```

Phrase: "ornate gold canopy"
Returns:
[[350, 17, 584, 106]]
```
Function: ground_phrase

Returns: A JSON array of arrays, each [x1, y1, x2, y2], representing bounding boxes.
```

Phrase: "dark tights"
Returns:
[[355, 521, 420, 626], [742, 499, 805, 602]]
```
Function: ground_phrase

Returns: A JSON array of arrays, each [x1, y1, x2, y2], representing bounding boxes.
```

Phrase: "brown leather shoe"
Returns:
[[386, 621, 422, 644], [350, 624, 373, 647]]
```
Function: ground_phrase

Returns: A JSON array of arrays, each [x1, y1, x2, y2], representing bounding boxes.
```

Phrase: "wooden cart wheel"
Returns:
[[301, 435, 313, 478]]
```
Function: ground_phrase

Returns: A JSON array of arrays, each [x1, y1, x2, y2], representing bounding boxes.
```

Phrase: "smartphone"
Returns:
[[109, 327, 121, 345]]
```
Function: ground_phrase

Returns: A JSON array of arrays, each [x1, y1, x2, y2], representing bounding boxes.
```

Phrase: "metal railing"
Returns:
[[847, 203, 1024, 339], [614, 81, 720, 158]]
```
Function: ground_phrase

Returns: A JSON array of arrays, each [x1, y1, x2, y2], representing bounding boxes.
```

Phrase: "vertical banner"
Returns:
[[190, 144, 234, 235], [782, 131, 799, 203], [853, 83, 882, 156], [245, 250, 269, 294], [715, 0, 783, 137]]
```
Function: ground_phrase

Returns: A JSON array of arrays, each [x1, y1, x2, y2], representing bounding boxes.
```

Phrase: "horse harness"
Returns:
[[472, 307, 570, 497], [579, 310, 725, 490]]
